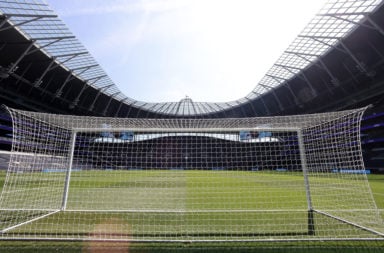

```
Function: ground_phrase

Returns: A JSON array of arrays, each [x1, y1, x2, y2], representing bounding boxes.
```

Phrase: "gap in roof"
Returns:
[[47, 0, 326, 103]]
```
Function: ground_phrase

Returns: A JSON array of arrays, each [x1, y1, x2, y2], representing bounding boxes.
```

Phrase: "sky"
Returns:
[[46, 0, 326, 103]]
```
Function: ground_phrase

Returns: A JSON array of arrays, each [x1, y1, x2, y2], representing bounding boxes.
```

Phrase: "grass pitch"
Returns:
[[0, 170, 384, 252]]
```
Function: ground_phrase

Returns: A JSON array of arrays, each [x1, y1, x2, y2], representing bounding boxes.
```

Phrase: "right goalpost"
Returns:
[[0, 106, 383, 242]]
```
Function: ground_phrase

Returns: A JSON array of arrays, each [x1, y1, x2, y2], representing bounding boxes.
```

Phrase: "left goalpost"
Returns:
[[0, 106, 383, 242]]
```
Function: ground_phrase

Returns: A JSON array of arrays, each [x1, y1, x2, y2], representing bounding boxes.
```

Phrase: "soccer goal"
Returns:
[[0, 106, 383, 242]]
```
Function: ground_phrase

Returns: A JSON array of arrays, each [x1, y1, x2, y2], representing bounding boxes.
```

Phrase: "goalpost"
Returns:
[[0, 106, 383, 242]]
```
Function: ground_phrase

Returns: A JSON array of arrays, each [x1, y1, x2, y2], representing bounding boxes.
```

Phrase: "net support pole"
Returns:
[[297, 129, 315, 235], [61, 131, 77, 211]]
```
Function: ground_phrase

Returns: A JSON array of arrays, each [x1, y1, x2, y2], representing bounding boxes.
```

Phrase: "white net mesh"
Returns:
[[0, 107, 383, 242]]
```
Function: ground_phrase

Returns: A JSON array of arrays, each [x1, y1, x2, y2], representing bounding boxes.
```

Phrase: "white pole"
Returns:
[[61, 131, 77, 211], [297, 130, 315, 235]]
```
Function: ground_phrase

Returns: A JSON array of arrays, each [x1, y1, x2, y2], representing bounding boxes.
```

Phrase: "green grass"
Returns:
[[0, 170, 384, 252], [368, 174, 384, 209]]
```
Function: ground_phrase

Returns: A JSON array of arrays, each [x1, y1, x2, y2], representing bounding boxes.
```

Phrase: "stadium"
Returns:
[[1, 0, 384, 252]]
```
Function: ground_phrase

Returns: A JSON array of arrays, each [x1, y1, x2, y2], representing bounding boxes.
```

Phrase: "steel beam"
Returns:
[[33, 58, 56, 87], [259, 96, 271, 115], [26, 38, 66, 55], [274, 63, 302, 71], [339, 41, 367, 73], [299, 35, 347, 54], [0, 16, 41, 32], [0, 13, 58, 18], [266, 74, 286, 82], [88, 84, 115, 112], [102, 91, 120, 116], [298, 35, 343, 40], [54, 72, 74, 98], [300, 72, 317, 97], [285, 50, 320, 58], [114, 98, 129, 117], [259, 83, 272, 90], [267, 74, 299, 107], [317, 13, 384, 36], [7, 41, 35, 75], [0, 14, 8, 30], [31, 35, 75, 41], [367, 16, 384, 36], [318, 59, 339, 88]]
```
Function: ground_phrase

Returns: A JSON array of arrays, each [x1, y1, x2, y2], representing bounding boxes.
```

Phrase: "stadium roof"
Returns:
[[0, 0, 384, 117]]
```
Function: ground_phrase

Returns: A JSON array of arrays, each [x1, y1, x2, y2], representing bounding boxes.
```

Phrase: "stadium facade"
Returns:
[[0, 0, 384, 171]]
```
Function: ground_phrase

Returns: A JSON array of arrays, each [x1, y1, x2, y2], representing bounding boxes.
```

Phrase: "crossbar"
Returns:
[[73, 127, 301, 133]]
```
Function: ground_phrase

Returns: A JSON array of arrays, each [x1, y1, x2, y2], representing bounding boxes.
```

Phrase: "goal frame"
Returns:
[[1, 106, 383, 242]]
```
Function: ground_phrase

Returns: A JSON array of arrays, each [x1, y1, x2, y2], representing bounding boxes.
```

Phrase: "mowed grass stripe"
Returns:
[[0, 171, 383, 240]]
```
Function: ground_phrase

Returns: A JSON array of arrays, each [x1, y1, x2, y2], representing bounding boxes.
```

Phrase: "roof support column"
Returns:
[[16, 62, 32, 90], [6, 41, 34, 76], [114, 98, 128, 117], [256, 94, 270, 116], [317, 59, 339, 89], [54, 72, 73, 98], [33, 58, 56, 87], [267, 74, 300, 107], [88, 84, 114, 112], [283, 51, 318, 97], [70, 76, 105, 109], [259, 84, 283, 112], [244, 98, 259, 117], [367, 17, 384, 36], [299, 35, 369, 76], [124, 103, 134, 118], [339, 41, 367, 74], [301, 72, 317, 96], [0, 15, 8, 30], [102, 92, 120, 116], [89, 92, 101, 112], [272, 65, 301, 106]]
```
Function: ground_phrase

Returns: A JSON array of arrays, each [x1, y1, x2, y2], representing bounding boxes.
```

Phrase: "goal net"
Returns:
[[0, 106, 383, 242]]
